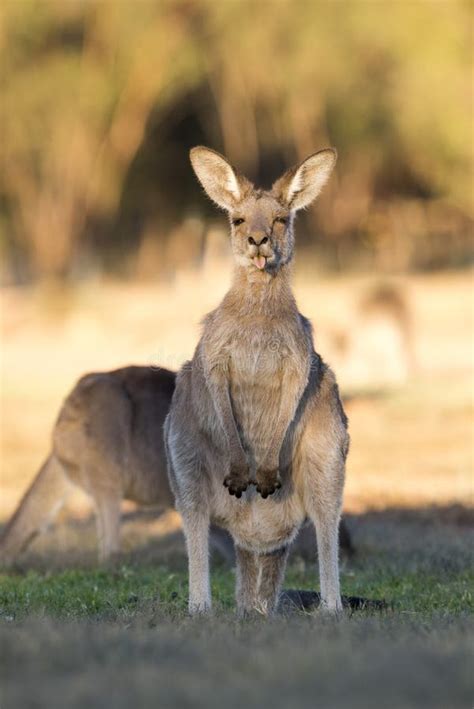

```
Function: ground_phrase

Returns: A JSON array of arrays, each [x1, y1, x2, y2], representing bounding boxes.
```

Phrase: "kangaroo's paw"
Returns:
[[223, 467, 250, 498], [255, 469, 282, 499]]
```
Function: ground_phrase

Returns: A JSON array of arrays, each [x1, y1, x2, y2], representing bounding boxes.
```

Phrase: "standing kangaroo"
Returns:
[[165, 146, 349, 615]]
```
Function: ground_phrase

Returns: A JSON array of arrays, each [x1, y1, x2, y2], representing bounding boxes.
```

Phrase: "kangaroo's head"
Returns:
[[190, 146, 337, 275]]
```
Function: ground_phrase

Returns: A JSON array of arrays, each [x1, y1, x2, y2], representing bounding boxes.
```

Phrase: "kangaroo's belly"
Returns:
[[212, 485, 306, 553]]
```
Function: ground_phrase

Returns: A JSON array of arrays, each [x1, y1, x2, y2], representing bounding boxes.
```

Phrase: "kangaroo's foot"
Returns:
[[223, 465, 251, 498], [319, 597, 344, 616], [255, 469, 281, 499], [189, 601, 212, 616]]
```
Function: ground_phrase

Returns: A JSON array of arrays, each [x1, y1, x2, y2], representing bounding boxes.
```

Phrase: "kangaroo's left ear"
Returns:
[[272, 148, 337, 211]]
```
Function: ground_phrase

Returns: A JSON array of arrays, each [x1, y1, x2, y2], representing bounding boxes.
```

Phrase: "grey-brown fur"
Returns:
[[0, 367, 176, 564], [165, 146, 349, 615], [0, 365, 352, 567]]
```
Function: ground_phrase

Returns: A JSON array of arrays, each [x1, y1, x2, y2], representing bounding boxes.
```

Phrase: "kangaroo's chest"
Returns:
[[229, 329, 286, 378], [204, 311, 310, 463], [227, 327, 292, 457]]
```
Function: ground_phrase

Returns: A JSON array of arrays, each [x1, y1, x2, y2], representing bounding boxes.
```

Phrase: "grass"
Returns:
[[1, 561, 472, 621]]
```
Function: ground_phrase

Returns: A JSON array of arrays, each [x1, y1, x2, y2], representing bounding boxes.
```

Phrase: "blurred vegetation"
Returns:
[[1, 0, 472, 283]]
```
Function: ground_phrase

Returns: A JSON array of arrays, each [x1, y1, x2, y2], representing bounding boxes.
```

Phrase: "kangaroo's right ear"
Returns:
[[190, 147, 250, 211]]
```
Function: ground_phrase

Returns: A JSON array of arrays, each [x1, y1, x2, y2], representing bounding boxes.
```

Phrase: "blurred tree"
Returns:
[[1, 0, 472, 282], [2, 0, 203, 279]]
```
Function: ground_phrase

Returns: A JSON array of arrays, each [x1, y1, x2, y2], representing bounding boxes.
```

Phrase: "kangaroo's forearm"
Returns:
[[261, 373, 307, 467], [262, 406, 295, 466], [207, 370, 246, 463]]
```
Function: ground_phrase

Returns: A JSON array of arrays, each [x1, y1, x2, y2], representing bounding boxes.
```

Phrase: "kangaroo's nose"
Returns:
[[248, 236, 269, 247]]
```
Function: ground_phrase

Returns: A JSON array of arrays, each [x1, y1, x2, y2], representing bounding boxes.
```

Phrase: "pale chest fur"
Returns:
[[212, 316, 310, 464]]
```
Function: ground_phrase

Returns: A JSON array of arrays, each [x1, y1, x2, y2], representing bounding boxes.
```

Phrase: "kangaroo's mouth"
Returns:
[[252, 255, 267, 270]]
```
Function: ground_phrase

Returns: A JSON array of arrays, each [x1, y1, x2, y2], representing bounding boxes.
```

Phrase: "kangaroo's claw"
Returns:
[[255, 469, 281, 499], [223, 471, 249, 498]]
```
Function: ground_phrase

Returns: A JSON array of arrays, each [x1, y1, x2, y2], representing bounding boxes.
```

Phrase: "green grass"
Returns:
[[1, 560, 472, 620]]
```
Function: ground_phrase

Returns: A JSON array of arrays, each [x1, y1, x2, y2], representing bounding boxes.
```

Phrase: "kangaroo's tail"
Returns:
[[0, 454, 72, 566]]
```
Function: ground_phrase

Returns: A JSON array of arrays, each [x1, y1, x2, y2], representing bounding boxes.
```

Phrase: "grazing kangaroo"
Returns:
[[165, 146, 349, 616], [0, 366, 353, 568], [0, 367, 178, 565]]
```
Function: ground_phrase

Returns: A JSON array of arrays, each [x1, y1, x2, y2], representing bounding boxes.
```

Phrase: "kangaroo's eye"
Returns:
[[275, 216, 287, 225], [233, 218, 245, 227]]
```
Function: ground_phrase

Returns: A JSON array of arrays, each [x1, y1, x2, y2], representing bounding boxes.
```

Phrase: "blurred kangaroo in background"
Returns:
[[165, 146, 349, 616], [0, 366, 353, 566], [0, 367, 178, 565], [331, 283, 416, 389]]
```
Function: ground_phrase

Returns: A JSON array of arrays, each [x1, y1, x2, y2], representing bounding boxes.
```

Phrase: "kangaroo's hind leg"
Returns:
[[78, 453, 124, 563], [166, 442, 212, 615], [94, 491, 122, 563], [302, 441, 346, 614], [235, 546, 259, 616], [181, 503, 211, 614], [256, 546, 290, 615], [299, 375, 348, 614], [310, 483, 343, 613]]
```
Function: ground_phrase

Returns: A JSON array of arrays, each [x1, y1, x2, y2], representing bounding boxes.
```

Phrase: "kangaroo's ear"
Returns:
[[272, 148, 337, 211], [190, 146, 250, 211]]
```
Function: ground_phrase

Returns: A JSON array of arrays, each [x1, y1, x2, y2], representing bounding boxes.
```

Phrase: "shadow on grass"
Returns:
[[0, 503, 472, 618], [1, 503, 472, 575]]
